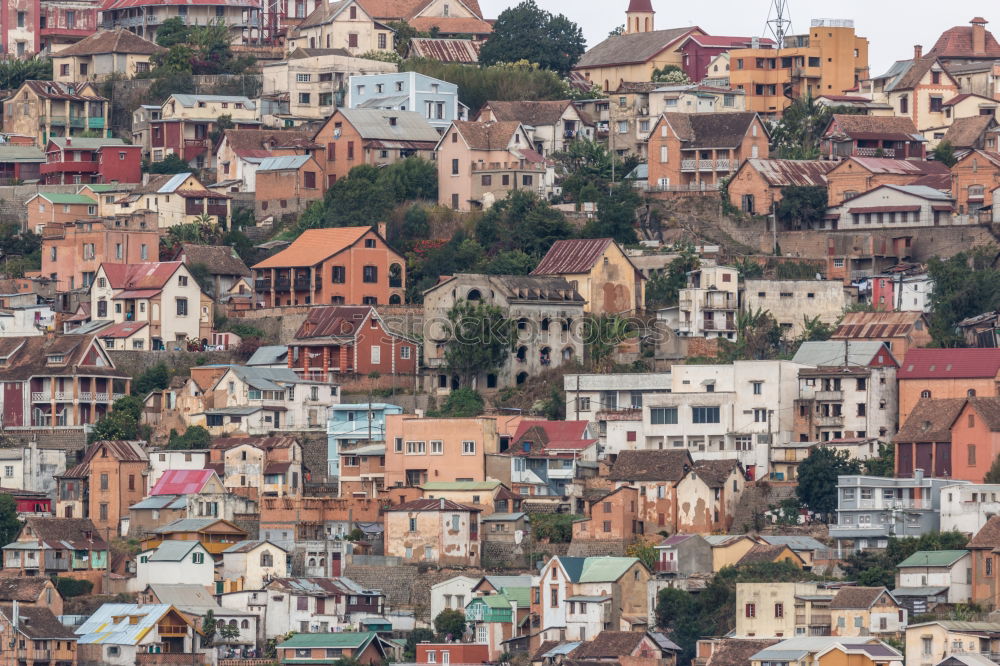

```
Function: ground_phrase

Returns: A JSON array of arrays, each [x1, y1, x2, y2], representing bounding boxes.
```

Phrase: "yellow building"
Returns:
[[705, 534, 756, 571], [829, 587, 907, 638], [530, 238, 646, 315], [729, 19, 869, 117], [750, 637, 902, 666], [51, 29, 165, 83], [905, 620, 1000, 665], [572, 0, 703, 93], [735, 582, 834, 638]]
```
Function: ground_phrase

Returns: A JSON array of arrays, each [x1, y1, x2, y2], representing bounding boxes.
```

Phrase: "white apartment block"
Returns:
[[676, 265, 740, 339], [939, 483, 1000, 534], [563, 373, 672, 455]]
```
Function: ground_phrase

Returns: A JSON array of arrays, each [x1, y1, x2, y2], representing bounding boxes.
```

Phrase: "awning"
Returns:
[[847, 205, 921, 214]]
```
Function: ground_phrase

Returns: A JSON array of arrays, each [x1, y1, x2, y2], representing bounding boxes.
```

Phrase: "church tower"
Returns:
[[625, 0, 655, 34]]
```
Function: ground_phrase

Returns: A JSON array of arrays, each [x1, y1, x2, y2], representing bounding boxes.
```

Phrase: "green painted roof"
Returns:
[[36, 193, 96, 205], [501, 586, 531, 608], [81, 184, 125, 192], [553, 556, 640, 583], [420, 481, 501, 491], [279, 632, 376, 649], [897, 550, 969, 568], [479, 594, 514, 609]]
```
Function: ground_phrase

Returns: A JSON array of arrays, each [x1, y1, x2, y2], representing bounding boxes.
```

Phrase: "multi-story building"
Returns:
[[51, 27, 163, 83], [285, 0, 393, 55], [0, 604, 78, 666], [646, 112, 769, 191], [349, 72, 463, 133], [0, 442, 66, 497], [214, 127, 320, 191], [951, 149, 1000, 217], [2, 80, 109, 147], [791, 341, 899, 442], [99, 0, 259, 45], [896, 550, 972, 606], [829, 587, 906, 638], [2, 517, 108, 577], [563, 372, 673, 455], [510, 420, 597, 497], [208, 436, 303, 500], [112, 172, 231, 228], [0, 333, 130, 430], [735, 582, 835, 638], [824, 156, 949, 207], [41, 136, 142, 185], [476, 100, 590, 157], [829, 471, 962, 554], [384, 498, 481, 566], [54, 439, 147, 533], [831, 311, 932, 362], [383, 414, 499, 488], [675, 264, 739, 339], [423, 274, 585, 391], [728, 19, 869, 117], [676, 33, 776, 82], [939, 483, 1000, 534], [743, 279, 856, 339], [3, 0, 100, 56], [89, 261, 213, 351], [819, 114, 926, 161], [863, 49, 965, 138], [327, 402, 402, 478], [435, 120, 551, 211], [897, 348, 1000, 425], [148, 94, 259, 169], [905, 620, 1000, 666], [727, 158, 836, 217], [531, 238, 645, 315], [750, 637, 902, 666], [314, 108, 440, 187], [76, 603, 209, 665]]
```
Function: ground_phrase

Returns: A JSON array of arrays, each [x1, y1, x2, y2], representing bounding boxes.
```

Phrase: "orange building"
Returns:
[[25, 192, 97, 233], [951, 149, 1000, 216], [728, 19, 869, 117], [383, 414, 500, 488], [897, 348, 1000, 425], [254, 154, 324, 217], [572, 485, 642, 542], [314, 108, 440, 187], [252, 226, 405, 307], [968, 515, 1000, 608], [41, 213, 160, 291], [416, 643, 489, 665], [825, 157, 951, 206], [647, 112, 769, 191], [895, 396, 1000, 482], [56, 440, 148, 534]]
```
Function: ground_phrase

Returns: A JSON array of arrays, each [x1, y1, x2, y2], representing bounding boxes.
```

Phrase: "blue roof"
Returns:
[[157, 172, 193, 193], [227, 366, 300, 390], [75, 604, 178, 645], [543, 642, 581, 657], [246, 345, 288, 366], [256, 155, 312, 171]]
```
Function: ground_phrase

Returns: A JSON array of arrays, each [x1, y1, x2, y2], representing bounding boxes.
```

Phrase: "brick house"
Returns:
[[897, 348, 1000, 425], [646, 112, 769, 190], [0, 333, 130, 430], [214, 128, 320, 191], [727, 158, 836, 217], [54, 440, 147, 533], [0, 577, 64, 616], [824, 157, 951, 206], [531, 238, 645, 315], [384, 498, 480, 566], [2, 517, 108, 577], [894, 397, 997, 480], [26, 192, 97, 234], [383, 414, 499, 488], [820, 114, 926, 160], [572, 486, 642, 542], [951, 149, 1000, 217], [252, 226, 405, 308], [864, 52, 959, 135], [288, 305, 418, 381], [314, 108, 439, 186], [148, 94, 259, 169], [254, 154, 325, 217], [965, 516, 1000, 608], [0, 604, 78, 665], [285, 0, 395, 56], [41, 136, 141, 185], [1, 80, 109, 147]]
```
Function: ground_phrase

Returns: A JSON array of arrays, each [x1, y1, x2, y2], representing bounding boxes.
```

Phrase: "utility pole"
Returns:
[[771, 209, 778, 255], [575, 374, 580, 421]]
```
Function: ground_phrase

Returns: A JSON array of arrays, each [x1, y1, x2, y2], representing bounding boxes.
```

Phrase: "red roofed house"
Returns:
[[356, 0, 493, 39], [897, 348, 1000, 425], [149, 469, 222, 497], [510, 419, 598, 497], [951, 149, 1000, 217], [820, 114, 926, 162], [727, 158, 836, 217], [384, 498, 481, 566], [214, 128, 321, 192], [676, 34, 775, 83], [930, 18, 1000, 65], [895, 396, 1000, 482], [90, 261, 213, 350], [54, 440, 148, 532], [129, 468, 258, 536], [824, 157, 950, 206], [41, 136, 141, 184], [287, 305, 418, 381], [531, 238, 645, 315], [252, 225, 405, 308]]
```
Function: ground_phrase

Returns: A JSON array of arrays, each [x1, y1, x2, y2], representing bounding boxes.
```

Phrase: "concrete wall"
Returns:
[[107, 350, 242, 379]]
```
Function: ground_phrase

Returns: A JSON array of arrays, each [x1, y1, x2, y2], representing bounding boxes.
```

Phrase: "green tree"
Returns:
[[0, 495, 22, 547], [146, 153, 193, 174], [798, 315, 834, 343], [435, 388, 485, 417], [985, 454, 1000, 483], [156, 17, 191, 47], [862, 443, 895, 477], [405, 628, 436, 659], [387, 21, 428, 56], [401, 205, 430, 242], [201, 610, 217, 646], [481, 250, 536, 275], [552, 138, 638, 202], [88, 396, 148, 443], [444, 300, 515, 385], [727, 308, 783, 361], [733, 257, 764, 279], [433, 609, 466, 640], [0, 57, 52, 90], [132, 363, 171, 396], [927, 250, 1000, 347], [583, 183, 641, 244], [843, 531, 968, 588], [644, 271, 672, 309], [775, 186, 828, 229], [474, 190, 574, 258], [796, 447, 861, 517], [583, 314, 633, 370], [167, 425, 212, 450], [401, 58, 571, 111], [932, 140, 958, 167], [478, 0, 585, 76], [625, 536, 657, 571], [769, 97, 860, 159], [218, 623, 241, 643], [647, 243, 700, 308], [530, 513, 578, 542], [651, 65, 691, 84]]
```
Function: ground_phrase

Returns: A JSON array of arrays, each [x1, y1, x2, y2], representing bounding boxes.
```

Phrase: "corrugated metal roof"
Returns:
[[408, 37, 481, 63], [420, 481, 501, 491], [884, 184, 954, 200], [255, 155, 312, 171], [531, 238, 614, 275], [228, 366, 300, 390], [170, 94, 256, 109], [130, 495, 183, 510], [75, 603, 177, 645], [897, 549, 969, 568], [158, 172, 193, 193], [253, 227, 372, 269], [48, 137, 128, 150], [792, 341, 894, 367], [149, 469, 216, 496], [339, 108, 440, 142], [899, 348, 1000, 379], [245, 345, 288, 366], [98, 321, 147, 339], [0, 145, 44, 162], [144, 540, 204, 562], [743, 158, 836, 187], [33, 193, 96, 205]]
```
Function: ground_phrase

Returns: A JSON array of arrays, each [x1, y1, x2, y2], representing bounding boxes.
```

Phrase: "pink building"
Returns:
[[677, 34, 775, 82]]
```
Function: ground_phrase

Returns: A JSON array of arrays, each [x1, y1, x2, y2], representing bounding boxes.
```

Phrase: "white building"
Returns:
[[896, 550, 972, 605], [0, 442, 67, 496], [430, 575, 479, 625], [562, 372, 672, 455], [146, 449, 210, 489], [939, 484, 1000, 535], [221, 540, 289, 590], [675, 265, 740, 339], [348, 72, 465, 131], [0, 304, 55, 337], [824, 185, 958, 230], [743, 279, 857, 338], [131, 541, 214, 593]]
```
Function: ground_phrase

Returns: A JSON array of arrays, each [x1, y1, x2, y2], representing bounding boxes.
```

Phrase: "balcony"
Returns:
[[795, 613, 831, 626], [815, 390, 843, 401], [254, 279, 271, 291], [655, 560, 678, 574], [79, 392, 93, 401], [182, 138, 209, 160], [815, 415, 844, 426], [854, 147, 896, 158], [89, 117, 105, 129], [680, 159, 739, 173], [30, 392, 51, 402], [41, 160, 99, 175], [48, 115, 86, 128], [702, 319, 735, 332]]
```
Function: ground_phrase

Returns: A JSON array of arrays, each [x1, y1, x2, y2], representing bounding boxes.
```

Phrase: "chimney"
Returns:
[[972, 17, 988, 55], [65, 137, 71, 146], [377, 222, 386, 238], [914, 468, 924, 483], [439, 497, 445, 510], [913, 45, 923, 60]]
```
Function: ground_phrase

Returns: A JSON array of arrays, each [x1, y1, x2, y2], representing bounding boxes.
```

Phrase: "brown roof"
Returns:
[[176, 244, 251, 277], [826, 114, 920, 140], [893, 56, 949, 91], [0, 334, 125, 381], [296, 0, 349, 29], [19, 517, 107, 550], [662, 112, 761, 149], [357, 0, 484, 22], [22, 81, 106, 102], [576, 27, 700, 69], [52, 28, 164, 56], [532, 641, 561, 661], [570, 631, 649, 659], [481, 100, 572, 127], [386, 498, 480, 512], [893, 398, 967, 442], [832, 311, 928, 341], [408, 16, 493, 34], [0, 605, 76, 640], [741, 158, 836, 187], [968, 515, 1000, 549], [293, 305, 374, 341], [944, 115, 998, 149], [531, 238, 615, 275], [969, 397, 1000, 431], [909, 173, 952, 190], [737, 543, 801, 566], [211, 436, 297, 451], [830, 586, 890, 610], [222, 128, 318, 157], [931, 21, 1000, 59], [701, 639, 780, 666], [82, 440, 148, 463], [692, 459, 741, 487], [607, 450, 694, 482], [408, 37, 481, 64], [614, 81, 664, 94], [453, 120, 523, 151], [0, 577, 51, 602]]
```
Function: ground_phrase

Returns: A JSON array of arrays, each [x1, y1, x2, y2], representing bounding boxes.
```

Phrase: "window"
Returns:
[[176, 298, 188, 316], [430, 440, 443, 454], [348, 33, 358, 48], [577, 397, 591, 411], [745, 603, 756, 618], [296, 73, 311, 82], [451, 158, 459, 175], [753, 408, 767, 423], [178, 275, 188, 286], [370, 346, 381, 365], [378, 33, 387, 49], [774, 603, 783, 618], [462, 441, 476, 455], [650, 407, 678, 425], [752, 381, 762, 395], [100, 473, 109, 490], [969, 444, 977, 466], [921, 390, 931, 398], [192, 551, 204, 564], [331, 266, 345, 283], [692, 406, 721, 424], [406, 441, 426, 454], [522, 175, 533, 186], [930, 96, 943, 113], [363, 266, 378, 283], [400, 346, 411, 360]]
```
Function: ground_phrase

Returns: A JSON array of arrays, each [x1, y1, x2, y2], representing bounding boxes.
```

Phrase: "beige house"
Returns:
[[2, 81, 109, 147], [475, 100, 591, 157], [905, 620, 1000, 665], [742, 279, 858, 339], [220, 540, 288, 590], [51, 29, 164, 83], [384, 498, 481, 567], [735, 582, 835, 638], [435, 120, 550, 211], [287, 0, 395, 55], [829, 587, 906, 638], [705, 535, 757, 571], [112, 173, 231, 228], [531, 238, 646, 315], [260, 48, 396, 124]]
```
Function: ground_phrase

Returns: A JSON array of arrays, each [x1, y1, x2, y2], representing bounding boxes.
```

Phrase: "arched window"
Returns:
[[516, 372, 528, 385], [241, 619, 250, 629], [969, 389, 977, 397], [389, 263, 403, 288], [389, 294, 401, 304], [562, 346, 574, 361], [217, 619, 225, 628], [516, 346, 527, 362], [319, 557, 325, 567], [260, 551, 273, 567], [228, 619, 237, 627], [517, 317, 529, 330], [921, 390, 932, 398], [467, 289, 482, 301], [541, 318, 550, 332], [308, 557, 316, 567]]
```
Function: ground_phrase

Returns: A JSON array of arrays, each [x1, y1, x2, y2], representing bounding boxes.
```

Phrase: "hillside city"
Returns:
[[5, 0, 1000, 665]]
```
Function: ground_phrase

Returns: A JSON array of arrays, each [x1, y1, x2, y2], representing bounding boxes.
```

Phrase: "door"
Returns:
[[3, 382, 23, 427]]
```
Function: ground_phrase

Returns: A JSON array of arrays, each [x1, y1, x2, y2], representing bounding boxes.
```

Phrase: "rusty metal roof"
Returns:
[[742, 158, 836, 187], [531, 238, 614, 275], [408, 37, 481, 63]]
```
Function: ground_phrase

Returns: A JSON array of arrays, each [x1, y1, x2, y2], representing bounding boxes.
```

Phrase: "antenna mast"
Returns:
[[765, 0, 792, 47]]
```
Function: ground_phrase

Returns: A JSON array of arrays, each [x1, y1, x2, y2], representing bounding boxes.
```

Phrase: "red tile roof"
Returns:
[[293, 305, 373, 341], [531, 238, 614, 275], [899, 348, 1000, 379], [150, 469, 215, 496], [931, 21, 1000, 59], [102, 262, 182, 291], [97, 321, 148, 339]]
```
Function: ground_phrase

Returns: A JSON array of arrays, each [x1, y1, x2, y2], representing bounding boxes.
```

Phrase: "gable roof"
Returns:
[[832, 311, 928, 344], [531, 238, 616, 275], [100, 262, 183, 292], [662, 112, 762, 149], [0, 605, 76, 640], [255, 155, 314, 171], [279, 631, 381, 650], [451, 120, 524, 151], [741, 158, 836, 187], [570, 631, 651, 659], [897, 550, 969, 568], [221, 128, 318, 159], [511, 420, 594, 450], [576, 27, 700, 69], [75, 604, 194, 645], [792, 340, 895, 367], [737, 543, 802, 566], [144, 539, 206, 562], [408, 37, 481, 63], [149, 469, 217, 496], [607, 450, 694, 482], [967, 397, 1000, 432], [894, 398, 967, 442], [0, 577, 52, 602], [223, 539, 288, 554], [699, 638, 780, 666], [21, 80, 105, 101], [554, 556, 642, 583], [337, 109, 441, 143], [293, 305, 374, 341], [14, 517, 107, 550], [931, 21, 1000, 59], [944, 114, 998, 149], [899, 348, 1000, 379], [52, 28, 164, 56], [830, 587, 892, 610], [252, 226, 375, 269], [387, 498, 479, 512], [892, 55, 952, 91], [826, 114, 921, 140], [481, 100, 573, 127], [176, 244, 251, 277], [968, 515, 1000, 549], [692, 459, 741, 487], [0, 334, 123, 381]]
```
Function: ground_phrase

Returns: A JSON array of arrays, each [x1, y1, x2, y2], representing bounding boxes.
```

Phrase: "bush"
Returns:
[[530, 513, 579, 543], [55, 577, 93, 598], [433, 389, 485, 417]]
